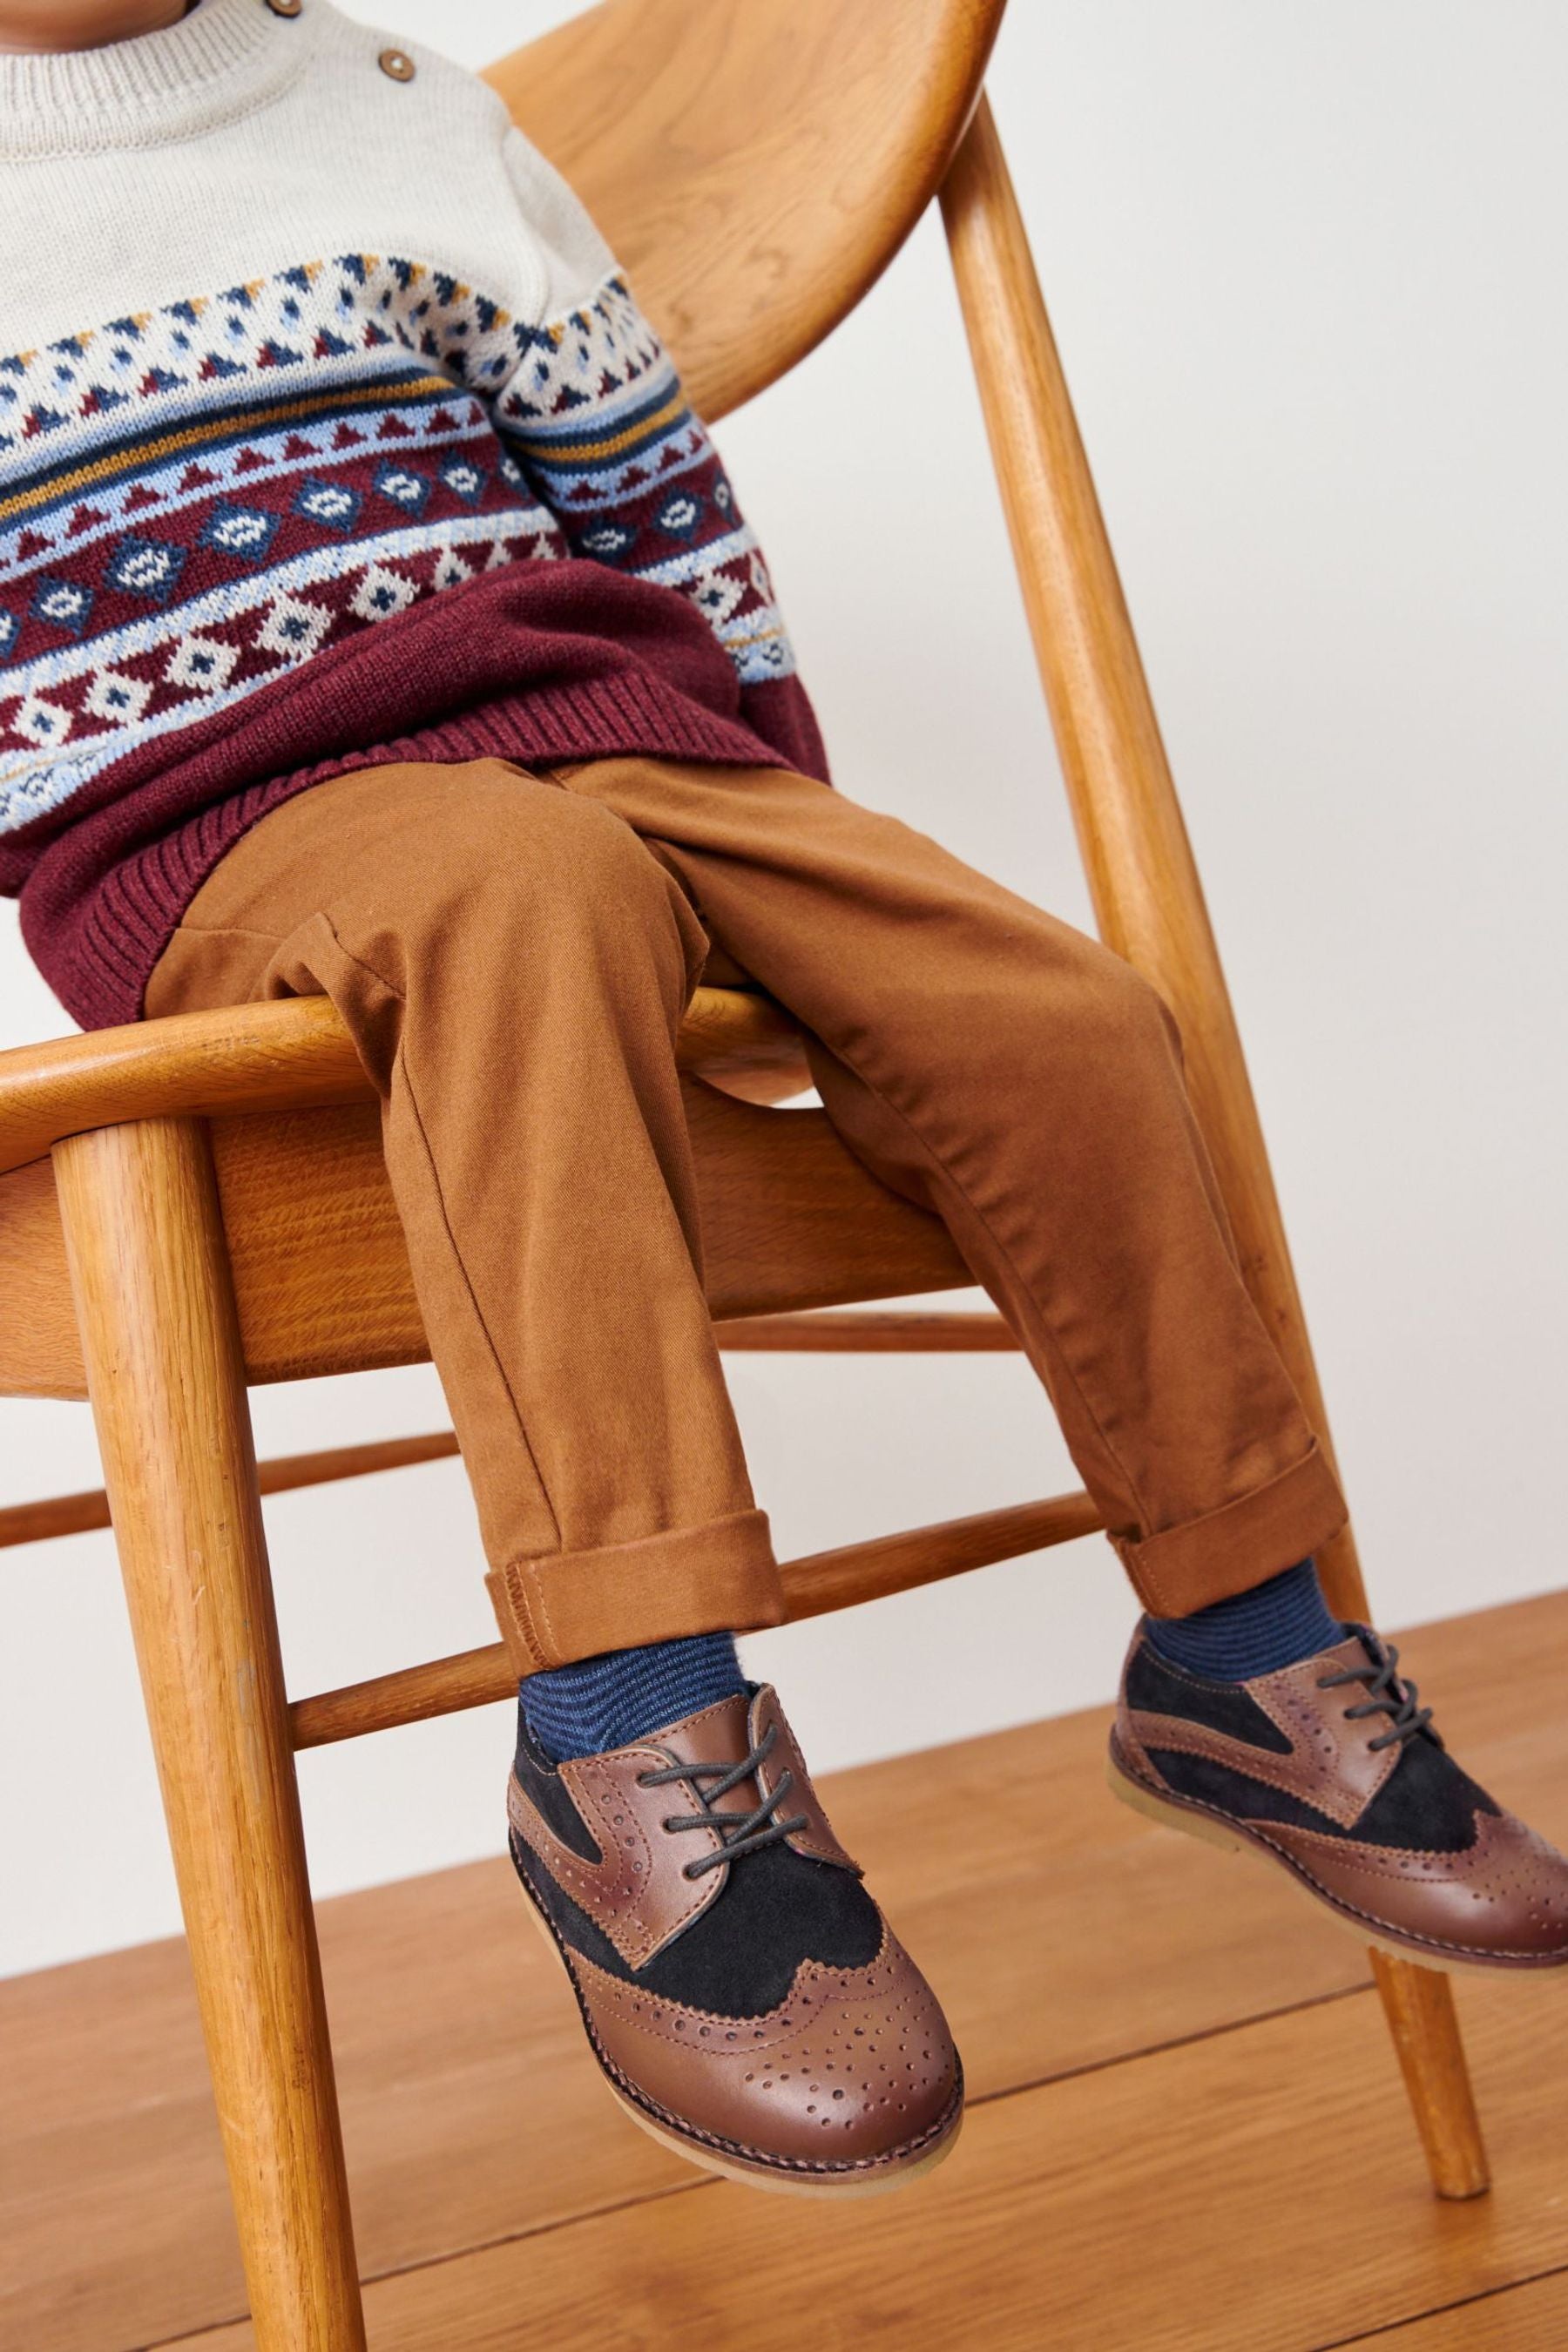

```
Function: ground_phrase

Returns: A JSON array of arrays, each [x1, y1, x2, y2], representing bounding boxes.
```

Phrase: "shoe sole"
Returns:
[[511, 1841, 964, 2196], [1106, 1744, 1568, 1977]]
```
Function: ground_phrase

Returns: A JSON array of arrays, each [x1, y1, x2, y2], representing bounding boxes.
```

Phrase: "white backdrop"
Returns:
[[3, 0, 1565, 1974]]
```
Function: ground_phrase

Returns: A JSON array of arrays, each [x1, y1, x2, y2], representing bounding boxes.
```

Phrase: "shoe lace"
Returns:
[[636, 1720, 809, 1881], [1315, 1635, 1438, 1754]]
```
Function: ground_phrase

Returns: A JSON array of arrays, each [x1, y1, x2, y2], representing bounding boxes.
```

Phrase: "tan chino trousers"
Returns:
[[145, 754, 1347, 1674]]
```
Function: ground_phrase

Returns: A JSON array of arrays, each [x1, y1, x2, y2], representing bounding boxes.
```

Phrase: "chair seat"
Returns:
[[0, 990, 969, 1402]]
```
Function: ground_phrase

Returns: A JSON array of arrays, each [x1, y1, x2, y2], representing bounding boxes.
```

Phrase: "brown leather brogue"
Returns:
[[508, 1684, 963, 2192], [1110, 1624, 1568, 1971]]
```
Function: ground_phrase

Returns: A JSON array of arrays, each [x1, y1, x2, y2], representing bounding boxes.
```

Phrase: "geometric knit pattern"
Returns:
[[0, 261, 795, 839]]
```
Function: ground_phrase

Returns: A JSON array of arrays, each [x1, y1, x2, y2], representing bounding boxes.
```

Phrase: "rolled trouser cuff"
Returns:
[[1112, 1439, 1348, 1619], [486, 1506, 785, 1674]]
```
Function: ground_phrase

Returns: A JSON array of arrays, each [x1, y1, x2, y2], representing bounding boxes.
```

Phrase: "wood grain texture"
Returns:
[[287, 1490, 1102, 1747], [204, 1081, 970, 1389], [10, 1590, 1565, 2352], [210, 1101, 421, 1387], [679, 1076, 971, 1320], [0, 987, 805, 1182], [716, 1309, 1018, 1351], [50, 1119, 365, 2352], [1370, 1949, 1490, 2200], [778, 1485, 1099, 1617], [0, 997, 367, 1182], [671, 983, 810, 1102], [0, 1155, 79, 1398], [161, 1983, 1568, 2352], [0, 1073, 971, 1402], [1337, 2274, 1568, 2350], [938, 97, 1486, 2193], [485, 0, 1004, 422], [0, 1430, 462, 1551]]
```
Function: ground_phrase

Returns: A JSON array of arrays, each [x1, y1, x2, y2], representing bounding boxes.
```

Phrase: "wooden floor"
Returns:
[[8, 1591, 1568, 2352]]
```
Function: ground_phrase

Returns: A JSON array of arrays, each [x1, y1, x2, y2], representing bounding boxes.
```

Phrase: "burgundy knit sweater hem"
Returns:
[[5, 564, 828, 1032]]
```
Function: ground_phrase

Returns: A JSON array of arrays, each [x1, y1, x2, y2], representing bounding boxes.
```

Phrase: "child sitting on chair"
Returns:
[[4, 0, 1565, 2197]]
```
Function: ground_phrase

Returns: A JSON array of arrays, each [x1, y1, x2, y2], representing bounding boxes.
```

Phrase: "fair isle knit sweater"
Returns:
[[0, 0, 824, 1030]]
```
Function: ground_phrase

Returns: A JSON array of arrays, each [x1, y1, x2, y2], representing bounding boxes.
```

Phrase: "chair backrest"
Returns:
[[484, 0, 1006, 421]]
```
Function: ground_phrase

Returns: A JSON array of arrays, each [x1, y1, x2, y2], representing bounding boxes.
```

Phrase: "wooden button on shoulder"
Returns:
[[378, 47, 416, 81], [265, 0, 302, 17]]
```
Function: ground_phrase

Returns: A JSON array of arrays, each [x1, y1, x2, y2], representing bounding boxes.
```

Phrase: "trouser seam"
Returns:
[[297, 919, 571, 1565], [159, 917, 292, 945], [395, 1037, 568, 1564]]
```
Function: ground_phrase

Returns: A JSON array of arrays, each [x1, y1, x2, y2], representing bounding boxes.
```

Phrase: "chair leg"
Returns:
[[53, 1116, 367, 2350], [942, 95, 1490, 2200], [1369, 1953, 1489, 2200]]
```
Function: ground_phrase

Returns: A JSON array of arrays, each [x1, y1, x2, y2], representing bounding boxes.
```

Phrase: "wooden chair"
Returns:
[[0, 1, 1492, 2341]]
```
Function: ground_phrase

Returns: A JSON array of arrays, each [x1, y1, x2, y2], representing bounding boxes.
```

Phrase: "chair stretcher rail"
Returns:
[[0, 1429, 465, 1550], [0, 1315, 1017, 1551], [288, 1490, 1102, 1749]]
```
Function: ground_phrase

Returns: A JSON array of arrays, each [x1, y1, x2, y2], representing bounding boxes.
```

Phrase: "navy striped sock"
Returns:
[[519, 1630, 746, 1762], [1145, 1558, 1344, 1682]]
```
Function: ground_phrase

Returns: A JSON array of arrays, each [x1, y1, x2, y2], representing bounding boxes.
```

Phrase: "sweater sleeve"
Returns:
[[492, 130, 828, 781]]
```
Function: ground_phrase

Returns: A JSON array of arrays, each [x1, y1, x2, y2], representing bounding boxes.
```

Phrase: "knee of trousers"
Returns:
[[1006, 929, 1184, 1092], [343, 770, 709, 994]]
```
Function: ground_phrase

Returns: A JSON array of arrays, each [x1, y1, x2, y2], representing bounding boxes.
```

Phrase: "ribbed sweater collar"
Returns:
[[0, 0, 310, 159]]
